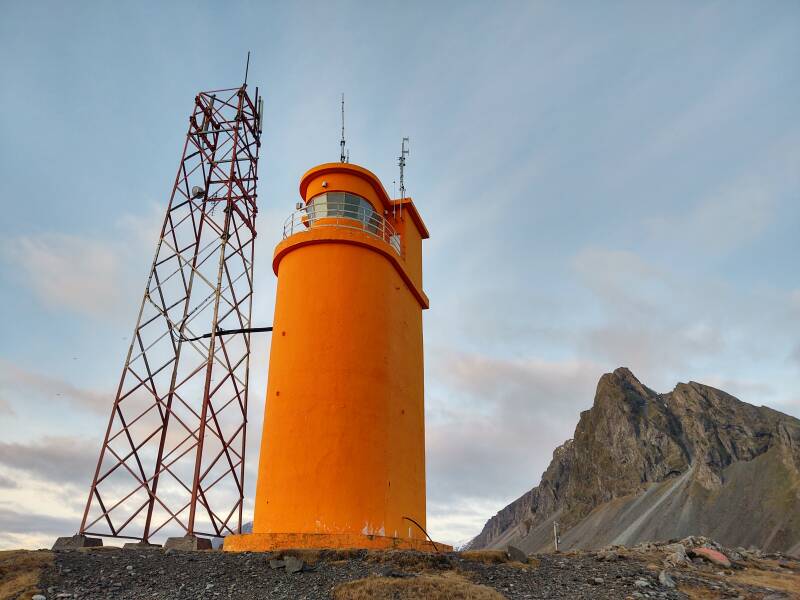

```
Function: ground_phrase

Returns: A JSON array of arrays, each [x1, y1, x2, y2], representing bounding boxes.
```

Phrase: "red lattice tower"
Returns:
[[79, 84, 263, 543]]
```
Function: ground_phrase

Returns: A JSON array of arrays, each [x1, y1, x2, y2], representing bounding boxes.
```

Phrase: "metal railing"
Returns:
[[282, 201, 402, 255]]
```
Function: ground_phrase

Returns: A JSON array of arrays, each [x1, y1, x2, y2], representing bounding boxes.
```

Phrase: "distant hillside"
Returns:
[[468, 368, 800, 554]]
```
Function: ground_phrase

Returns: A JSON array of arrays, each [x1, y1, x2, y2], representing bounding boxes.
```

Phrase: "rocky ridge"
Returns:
[[468, 368, 800, 554]]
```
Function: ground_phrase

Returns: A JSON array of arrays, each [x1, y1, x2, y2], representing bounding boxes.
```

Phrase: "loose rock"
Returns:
[[690, 547, 732, 568], [507, 544, 528, 563], [284, 555, 305, 573], [658, 570, 675, 588]]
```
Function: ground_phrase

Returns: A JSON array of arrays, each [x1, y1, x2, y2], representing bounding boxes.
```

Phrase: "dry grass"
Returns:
[[459, 550, 538, 569], [459, 550, 510, 565], [679, 559, 800, 600], [366, 549, 452, 573], [333, 571, 506, 600], [728, 566, 800, 597], [677, 585, 726, 600], [0, 550, 53, 600]]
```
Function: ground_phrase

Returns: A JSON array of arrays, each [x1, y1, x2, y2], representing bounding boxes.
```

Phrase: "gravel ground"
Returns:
[[38, 548, 683, 600], [35, 542, 800, 600]]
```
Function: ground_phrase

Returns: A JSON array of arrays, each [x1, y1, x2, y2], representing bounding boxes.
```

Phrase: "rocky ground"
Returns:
[[3, 536, 798, 599]]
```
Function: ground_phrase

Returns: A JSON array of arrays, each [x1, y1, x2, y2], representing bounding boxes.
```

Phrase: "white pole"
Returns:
[[553, 521, 560, 552]]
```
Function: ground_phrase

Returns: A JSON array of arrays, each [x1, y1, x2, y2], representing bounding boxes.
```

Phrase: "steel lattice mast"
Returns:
[[79, 84, 263, 543]]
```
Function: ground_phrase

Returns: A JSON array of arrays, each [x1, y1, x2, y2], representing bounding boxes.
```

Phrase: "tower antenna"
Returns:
[[398, 137, 409, 219], [340, 94, 347, 163], [244, 51, 250, 86]]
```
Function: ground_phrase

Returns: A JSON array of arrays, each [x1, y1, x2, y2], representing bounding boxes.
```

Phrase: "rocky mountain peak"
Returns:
[[468, 368, 800, 555]]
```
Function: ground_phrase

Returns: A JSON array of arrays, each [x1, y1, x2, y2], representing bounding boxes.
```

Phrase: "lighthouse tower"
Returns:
[[225, 161, 444, 551]]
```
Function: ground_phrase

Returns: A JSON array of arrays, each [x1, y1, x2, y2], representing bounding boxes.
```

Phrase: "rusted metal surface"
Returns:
[[79, 84, 262, 543]]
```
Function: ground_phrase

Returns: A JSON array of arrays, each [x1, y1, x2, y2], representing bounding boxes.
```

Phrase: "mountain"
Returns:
[[468, 368, 800, 555]]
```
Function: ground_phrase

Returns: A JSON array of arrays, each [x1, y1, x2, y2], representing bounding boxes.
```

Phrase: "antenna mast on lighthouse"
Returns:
[[340, 94, 348, 163], [398, 137, 409, 219]]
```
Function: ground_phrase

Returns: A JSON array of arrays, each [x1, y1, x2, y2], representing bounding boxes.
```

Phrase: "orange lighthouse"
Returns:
[[224, 161, 444, 551]]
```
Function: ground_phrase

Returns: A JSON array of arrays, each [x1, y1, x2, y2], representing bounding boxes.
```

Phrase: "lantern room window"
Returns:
[[307, 192, 378, 232]]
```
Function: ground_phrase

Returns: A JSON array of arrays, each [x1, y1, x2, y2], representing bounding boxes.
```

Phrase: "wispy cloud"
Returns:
[[0, 205, 161, 321], [0, 473, 18, 489], [0, 508, 76, 550], [2, 233, 126, 318], [0, 358, 109, 415], [644, 177, 776, 256], [0, 396, 14, 416], [425, 354, 601, 543], [643, 132, 799, 257], [0, 436, 96, 486]]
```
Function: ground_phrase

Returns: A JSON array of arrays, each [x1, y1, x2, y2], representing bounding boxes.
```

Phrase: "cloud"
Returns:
[[571, 248, 670, 318], [427, 497, 503, 548], [0, 507, 78, 549], [0, 358, 109, 415], [643, 132, 799, 257], [568, 247, 734, 385], [0, 205, 160, 321], [0, 473, 18, 489], [645, 178, 775, 256], [425, 353, 602, 543], [0, 507, 74, 536], [0, 396, 14, 416], [2, 233, 126, 318], [0, 436, 96, 487], [791, 345, 800, 370]]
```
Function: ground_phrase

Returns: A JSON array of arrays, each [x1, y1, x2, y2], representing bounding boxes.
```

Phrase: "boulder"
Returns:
[[663, 543, 689, 567], [658, 570, 676, 588], [690, 547, 731, 568], [507, 545, 528, 563], [284, 556, 305, 573], [597, 550, 620, 562]]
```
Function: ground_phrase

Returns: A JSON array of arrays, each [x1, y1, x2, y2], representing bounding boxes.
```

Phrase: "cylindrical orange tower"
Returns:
[[225, 162, 445, 551]]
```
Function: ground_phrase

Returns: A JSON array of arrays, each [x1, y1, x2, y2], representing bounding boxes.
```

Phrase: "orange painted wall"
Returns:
[[252, 163, 429, 543]]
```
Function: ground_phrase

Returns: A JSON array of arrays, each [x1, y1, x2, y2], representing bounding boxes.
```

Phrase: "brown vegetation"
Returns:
[[333, 571, 506, 600], [677, 585, 726, 600], [0, 550, 52, 600], [273, 548, 365, 566], [459, 550, 511, 564], [366, 549, 452, 572], [460, 550, 538, 569], [728, 563, 800, 597]]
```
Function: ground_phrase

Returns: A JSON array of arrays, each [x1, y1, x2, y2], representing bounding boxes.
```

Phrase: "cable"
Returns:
[[179, 326, 273, 343], [402, 516, 440, 552]]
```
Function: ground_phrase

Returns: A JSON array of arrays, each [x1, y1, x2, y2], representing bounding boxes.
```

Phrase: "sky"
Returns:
[[0, 0, 798, 550]]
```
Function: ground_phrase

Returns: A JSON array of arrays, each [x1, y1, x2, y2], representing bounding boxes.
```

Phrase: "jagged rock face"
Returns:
[[468, 368, 800, 554]]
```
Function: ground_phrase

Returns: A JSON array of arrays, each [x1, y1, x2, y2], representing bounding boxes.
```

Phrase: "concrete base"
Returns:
[[52, 534, 103, 550], [164, 535, 212, 551], [122, 541, 162, 550], [223, 532, 452, 553]]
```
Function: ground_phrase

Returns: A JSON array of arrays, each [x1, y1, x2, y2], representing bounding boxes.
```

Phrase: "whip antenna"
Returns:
[[340, 94, 347, 163], [398, 137, 409, 219]]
